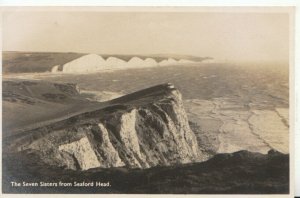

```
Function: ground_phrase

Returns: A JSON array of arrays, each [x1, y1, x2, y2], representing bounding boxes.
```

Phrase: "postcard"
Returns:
[[1, 6, 294, 196]]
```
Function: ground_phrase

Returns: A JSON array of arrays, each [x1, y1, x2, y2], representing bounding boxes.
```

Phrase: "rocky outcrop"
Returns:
[[58, 137, 101, 170], [5, 84, 207, 170]]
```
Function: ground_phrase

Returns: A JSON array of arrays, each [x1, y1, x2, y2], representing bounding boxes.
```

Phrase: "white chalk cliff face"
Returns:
[[51, 65, 60, 73], [54, 54, 198, 73], [178, 59, 195, 64], [127, 57, 146, 68], [58, 137, 101, 170], [106, 56, 127, 69], [7, 84, 207, 170], [62, 54, 106, 73], [145, 58, 158, 67]]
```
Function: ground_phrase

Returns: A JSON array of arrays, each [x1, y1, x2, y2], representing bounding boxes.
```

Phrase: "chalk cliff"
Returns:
[[5, 83, 208, 170], [56, 54, 198, 73]]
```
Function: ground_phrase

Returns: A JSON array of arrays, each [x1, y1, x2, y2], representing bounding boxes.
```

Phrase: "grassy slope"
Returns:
[[2, 79, 103, 137]]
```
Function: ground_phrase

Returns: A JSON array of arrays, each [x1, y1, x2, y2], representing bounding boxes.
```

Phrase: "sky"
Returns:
[[2, 8, 291, 62]]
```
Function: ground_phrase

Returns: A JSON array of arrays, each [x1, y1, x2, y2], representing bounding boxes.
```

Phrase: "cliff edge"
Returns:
[[4, 83, 208, 170]]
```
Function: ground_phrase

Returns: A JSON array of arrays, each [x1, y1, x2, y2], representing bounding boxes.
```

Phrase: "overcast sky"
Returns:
[[2, 8, 291, 62]]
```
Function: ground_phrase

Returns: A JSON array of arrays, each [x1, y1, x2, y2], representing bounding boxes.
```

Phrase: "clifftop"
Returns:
[[109, 83, 180, 105]]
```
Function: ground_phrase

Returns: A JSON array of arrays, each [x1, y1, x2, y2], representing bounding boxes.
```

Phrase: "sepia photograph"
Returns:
[[1, 6, 293, 195]]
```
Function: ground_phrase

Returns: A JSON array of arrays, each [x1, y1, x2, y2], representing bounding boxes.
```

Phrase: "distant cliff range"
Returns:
[[2, 51, 213, 74], [53, 54, 213, 73]]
